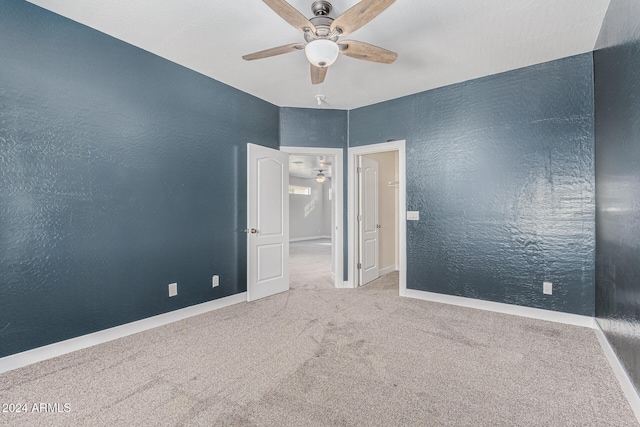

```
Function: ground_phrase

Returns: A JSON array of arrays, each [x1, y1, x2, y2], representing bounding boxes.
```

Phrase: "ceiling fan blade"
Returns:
[[242, 43, 304, 61], [339, 40, 397, 64], [263, 0, 316, 33], [310, 64, 328, 85], [330, 0, 395, 36]]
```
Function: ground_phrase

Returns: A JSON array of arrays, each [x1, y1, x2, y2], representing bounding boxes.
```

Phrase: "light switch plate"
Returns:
[[168, 282, 178, 297], [407, 211, 420, 221], [212, 275, 219, 288], [543, 281, 552, 295]]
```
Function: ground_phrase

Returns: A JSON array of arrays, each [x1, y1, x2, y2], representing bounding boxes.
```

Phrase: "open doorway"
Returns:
[[348, 141, 406, 295], [280, 147, 343, 289]]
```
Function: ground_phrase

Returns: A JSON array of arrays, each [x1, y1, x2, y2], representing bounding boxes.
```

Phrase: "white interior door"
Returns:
[[247, 143, 289, 301], [358, 156, 379, 286]]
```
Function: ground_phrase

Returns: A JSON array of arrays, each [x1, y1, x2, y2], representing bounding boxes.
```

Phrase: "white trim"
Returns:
[[348, 140, 406, 295], [404, 289, 594, 328], [594, 320, 640, 423], [379, 265, 397, 276], [0, 292, 247, 374], [289, 235, 331, 242], [280, 146, 344, 289]]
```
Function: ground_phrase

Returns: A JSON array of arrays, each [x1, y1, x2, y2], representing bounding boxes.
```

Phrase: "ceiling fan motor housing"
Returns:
[[311, 1, 332, 16], [306, 1, 338, 41]]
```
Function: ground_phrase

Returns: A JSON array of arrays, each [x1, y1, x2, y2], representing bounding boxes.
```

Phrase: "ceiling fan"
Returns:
[[242, 0, 398, 84]]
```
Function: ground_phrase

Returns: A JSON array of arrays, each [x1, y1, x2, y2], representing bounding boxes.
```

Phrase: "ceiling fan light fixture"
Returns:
[[305, 39, 339, 68]]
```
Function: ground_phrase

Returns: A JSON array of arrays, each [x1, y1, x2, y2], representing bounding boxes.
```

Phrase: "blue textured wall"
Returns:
[[350, 54, 596, 316], [279, 108, 349, 280], [280, 108, 348, 149], [594, 0, 640, 393], [0, 0, 279, 357]]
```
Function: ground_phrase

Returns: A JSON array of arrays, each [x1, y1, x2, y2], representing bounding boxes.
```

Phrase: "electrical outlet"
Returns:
[[168, 282, 178, 297], [407, 211, 420, 221], [212, 275, 219, 288], [543, 281, 553, 295]]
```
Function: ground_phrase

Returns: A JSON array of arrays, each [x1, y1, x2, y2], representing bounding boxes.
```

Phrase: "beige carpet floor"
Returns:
[[0, 239, 637, 426]]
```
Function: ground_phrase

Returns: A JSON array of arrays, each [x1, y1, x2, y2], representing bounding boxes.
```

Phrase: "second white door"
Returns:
[[358, 156, 379, 286]]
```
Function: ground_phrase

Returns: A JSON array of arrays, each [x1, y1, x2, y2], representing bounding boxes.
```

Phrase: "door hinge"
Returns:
[[357, 263, 362, 270], [358, 214, 362, 221], [357, 167, 361, 174]]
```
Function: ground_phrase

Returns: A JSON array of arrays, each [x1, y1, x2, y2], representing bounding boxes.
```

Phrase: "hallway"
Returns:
[[289, 239, 333, 290]]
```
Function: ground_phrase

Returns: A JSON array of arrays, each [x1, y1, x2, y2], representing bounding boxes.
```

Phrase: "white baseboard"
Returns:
[[593, 320, 640, 423], [404, 289, 594, 328], [289, 235, 331, 242], [379, 265, 397, 276], [0, 292, 247, 374]]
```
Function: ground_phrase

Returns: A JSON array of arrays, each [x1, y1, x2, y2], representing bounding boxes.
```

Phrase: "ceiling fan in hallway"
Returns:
[[242, 0, 398, 84]]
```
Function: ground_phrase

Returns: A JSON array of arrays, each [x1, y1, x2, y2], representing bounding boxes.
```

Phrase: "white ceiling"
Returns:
[[27, 0, 610, 110]]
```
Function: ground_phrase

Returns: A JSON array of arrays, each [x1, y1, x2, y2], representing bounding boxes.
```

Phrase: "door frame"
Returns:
[[280, 146, 344, 289], [348, 140, 406, 295]]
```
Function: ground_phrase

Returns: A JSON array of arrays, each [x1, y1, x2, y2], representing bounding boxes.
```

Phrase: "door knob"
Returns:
[[244, 228, 258, 234]]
